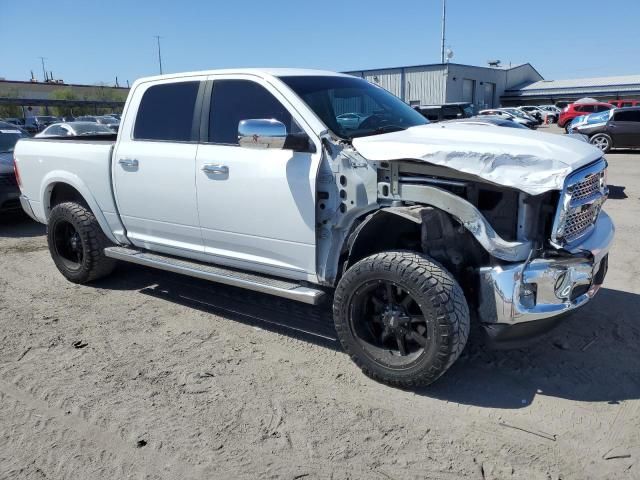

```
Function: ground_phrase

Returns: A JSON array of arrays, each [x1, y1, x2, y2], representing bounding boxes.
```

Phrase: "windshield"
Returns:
[[98, 117, 118, 125], [0, 128, 28, 152], [280, 75, 428, 139], [503, 108, 528, 119], [585, 111, 612, 124], [69, 122, 114, 135]]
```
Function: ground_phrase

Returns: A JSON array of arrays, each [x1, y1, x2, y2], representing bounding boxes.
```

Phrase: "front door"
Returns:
[[194, 76, 320, 280], [113, 78, 204, 254]]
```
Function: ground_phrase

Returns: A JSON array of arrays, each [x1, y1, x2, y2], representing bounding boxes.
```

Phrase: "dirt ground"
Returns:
[[1, 128, 639, 479]]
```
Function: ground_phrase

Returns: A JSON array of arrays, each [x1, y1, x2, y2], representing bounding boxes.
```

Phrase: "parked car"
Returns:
[[336, 113, 370, 130], [36, 122, 116, 138], [519, 106, 558, 123], [413, 102, 475, 122], [96, 115, 120, 132], [478, 109, 537, 129], [0, 122, 30, 213], [558, 102, 613, 130], [3, 117, 25, 127], [569, 107, 640, 152], [442, 115, 528, 129], [15, 68, 614, 387], [608, 99, 640, 109], [23, 116, 60, 134]]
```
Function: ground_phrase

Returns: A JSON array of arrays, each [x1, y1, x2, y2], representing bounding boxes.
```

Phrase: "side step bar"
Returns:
[[104, 246, 326, 305]]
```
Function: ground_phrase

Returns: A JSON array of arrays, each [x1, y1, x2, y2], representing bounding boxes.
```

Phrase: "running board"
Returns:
[[104, 246, 325, 305]]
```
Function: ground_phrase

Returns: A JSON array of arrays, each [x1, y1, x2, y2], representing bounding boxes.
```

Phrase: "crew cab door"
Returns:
[[194, 76, 320, 281], [609, 109, 640, 147], [113, 77, 205, 254]]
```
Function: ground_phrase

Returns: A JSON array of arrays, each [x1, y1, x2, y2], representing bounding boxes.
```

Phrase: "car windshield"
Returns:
[[69, 122, 114, 135], [0, 128, 28, 153], [279, 75, 428, 140], [99, 117, 118, 124], [503, 108, 528, 119], [585, 111, 611, 124], [462, 105, 475, 117]]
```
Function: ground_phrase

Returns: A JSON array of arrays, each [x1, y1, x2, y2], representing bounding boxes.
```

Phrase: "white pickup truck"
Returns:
[[15, 69, 614, 387]]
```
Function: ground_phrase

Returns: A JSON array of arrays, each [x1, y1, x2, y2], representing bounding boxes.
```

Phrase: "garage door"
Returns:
[[462, 79, 476, 103]]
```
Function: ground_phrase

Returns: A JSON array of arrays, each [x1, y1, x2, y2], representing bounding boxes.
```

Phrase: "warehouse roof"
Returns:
[[506, 74, 640, 97]]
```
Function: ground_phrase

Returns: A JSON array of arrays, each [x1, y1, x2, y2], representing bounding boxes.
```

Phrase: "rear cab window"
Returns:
[[133, 81, 200, 141]]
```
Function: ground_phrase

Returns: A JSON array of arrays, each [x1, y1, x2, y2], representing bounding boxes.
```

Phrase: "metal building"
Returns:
[[502, 75, 640, 105], [345, 63, 543, 109]]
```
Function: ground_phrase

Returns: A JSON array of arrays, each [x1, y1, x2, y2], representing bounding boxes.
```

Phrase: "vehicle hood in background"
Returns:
[[352, 123, 603, 196], [0, 152, 14, 175]]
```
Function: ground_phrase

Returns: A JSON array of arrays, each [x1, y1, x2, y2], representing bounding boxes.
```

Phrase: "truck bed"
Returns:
[[14, 136, 119, 233]]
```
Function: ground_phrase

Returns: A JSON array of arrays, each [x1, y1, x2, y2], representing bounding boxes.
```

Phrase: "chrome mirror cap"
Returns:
[[238, 119, 287, 149]]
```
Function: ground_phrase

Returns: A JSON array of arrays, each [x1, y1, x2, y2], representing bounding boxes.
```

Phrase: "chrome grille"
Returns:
[[551, 159, 608, 247], [569, 172, 601, 202], [564, 205, 600, 242]]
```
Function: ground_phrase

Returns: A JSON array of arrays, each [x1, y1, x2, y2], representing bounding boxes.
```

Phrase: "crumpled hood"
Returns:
[[0, 152, 14, 175], [352, 123, 603, 195]]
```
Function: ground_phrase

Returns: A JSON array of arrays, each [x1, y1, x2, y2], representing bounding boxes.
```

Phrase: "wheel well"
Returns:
[[48, 183, 89, 212], [344, 210, 422, 272], [341, 206, 489, 308]]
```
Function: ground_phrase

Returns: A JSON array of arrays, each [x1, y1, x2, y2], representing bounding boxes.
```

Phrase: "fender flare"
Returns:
[[40, 171, 119, 244]]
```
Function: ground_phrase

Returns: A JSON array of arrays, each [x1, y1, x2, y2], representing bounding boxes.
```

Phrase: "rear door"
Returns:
[[609, 109, 640, 147], [194, 75, 320, 280], [113, 77, 206, 254]]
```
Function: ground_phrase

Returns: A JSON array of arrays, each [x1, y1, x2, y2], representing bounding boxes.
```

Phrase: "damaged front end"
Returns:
[[317, 126, 614, 347]]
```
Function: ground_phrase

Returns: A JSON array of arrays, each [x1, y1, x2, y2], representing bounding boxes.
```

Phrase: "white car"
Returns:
[[14, 68, 614, 387], [36, 121, 115, 137], [519, 105, 558, 123]]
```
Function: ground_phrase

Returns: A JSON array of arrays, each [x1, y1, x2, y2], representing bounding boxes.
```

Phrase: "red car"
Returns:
[[609, 99, 640, 108], [558, 102, 614, 129]]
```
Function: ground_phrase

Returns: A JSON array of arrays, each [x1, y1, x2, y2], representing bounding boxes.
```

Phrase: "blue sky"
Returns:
[[1, 0, 638, 86]]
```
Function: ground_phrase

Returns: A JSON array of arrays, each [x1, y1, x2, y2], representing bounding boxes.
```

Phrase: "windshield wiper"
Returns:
[[351, 125, 407, 139]]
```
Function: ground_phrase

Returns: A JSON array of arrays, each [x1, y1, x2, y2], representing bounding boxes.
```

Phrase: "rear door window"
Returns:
[[134, 81, 200, 141], [614, 110, 640, 122], [208, 79, 297, 145]]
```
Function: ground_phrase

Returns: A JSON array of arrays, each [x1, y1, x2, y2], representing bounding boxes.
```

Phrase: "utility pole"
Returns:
[[440, 0, 446, 64], [154, 35, 163, 75], [440, 0, 447, 63], [38, 57, 47, 81]]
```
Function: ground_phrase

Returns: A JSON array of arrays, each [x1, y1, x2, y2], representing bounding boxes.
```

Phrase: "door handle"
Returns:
[[202, 164, 229, 175], [118, 158, 139, 168]]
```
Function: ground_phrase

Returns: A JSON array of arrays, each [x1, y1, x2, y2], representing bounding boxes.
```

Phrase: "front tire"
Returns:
[[47, 202, 116, 284], [333, 251, 470, 387], [590, 133, 612, 153]]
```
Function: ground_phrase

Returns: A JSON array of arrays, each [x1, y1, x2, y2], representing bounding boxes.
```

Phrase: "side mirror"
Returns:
[[238, 119, 287, 149], [238, 119, 315, 153]]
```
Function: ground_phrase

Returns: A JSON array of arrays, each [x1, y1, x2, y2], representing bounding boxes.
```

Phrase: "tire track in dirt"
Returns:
[[0, 378, 218, 480]]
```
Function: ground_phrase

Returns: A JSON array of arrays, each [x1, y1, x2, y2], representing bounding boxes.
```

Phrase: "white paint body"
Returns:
[[14, 68, 604, 285]]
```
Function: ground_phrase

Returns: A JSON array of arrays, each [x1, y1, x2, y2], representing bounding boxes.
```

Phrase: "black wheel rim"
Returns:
[[53, 220, 84, 270], [348, 280, 435, 370]]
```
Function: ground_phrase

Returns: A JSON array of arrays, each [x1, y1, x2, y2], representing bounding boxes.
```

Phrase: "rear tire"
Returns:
[[333, 251, 470, 387], [47, 202, 116, 284], [590, 133, 612, 153]]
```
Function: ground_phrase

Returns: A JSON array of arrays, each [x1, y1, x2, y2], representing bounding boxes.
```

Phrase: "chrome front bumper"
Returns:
[[478, 211, 614, 327]]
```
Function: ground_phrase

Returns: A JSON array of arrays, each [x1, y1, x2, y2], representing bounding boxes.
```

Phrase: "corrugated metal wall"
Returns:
[[346, 66, 446, 105], [404, 66, 446, 104]]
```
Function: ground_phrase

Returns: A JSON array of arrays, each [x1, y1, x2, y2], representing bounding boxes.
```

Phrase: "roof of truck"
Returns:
[[134, 68, 352, 85]]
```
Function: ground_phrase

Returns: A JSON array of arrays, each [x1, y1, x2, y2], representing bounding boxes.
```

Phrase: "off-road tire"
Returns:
[[333, 251, 470, 387], [47, 202, 116, 284]]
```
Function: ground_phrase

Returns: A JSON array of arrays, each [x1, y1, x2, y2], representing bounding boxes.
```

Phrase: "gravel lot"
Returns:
[[1, 127, 639, 479]]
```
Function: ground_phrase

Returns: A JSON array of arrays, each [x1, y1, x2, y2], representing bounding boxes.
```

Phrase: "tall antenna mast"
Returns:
[[440, 0, 447, 64], [154, 35, 164, 74], [38, 57, 47, 81]]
